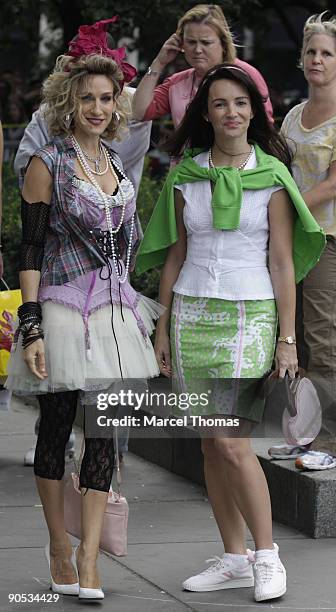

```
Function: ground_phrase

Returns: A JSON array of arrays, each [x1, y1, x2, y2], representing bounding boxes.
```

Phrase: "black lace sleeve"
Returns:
[[20, 197, 50, 271]]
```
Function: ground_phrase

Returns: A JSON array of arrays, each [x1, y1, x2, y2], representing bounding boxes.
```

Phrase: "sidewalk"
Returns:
[[1, 397, 336, 612]]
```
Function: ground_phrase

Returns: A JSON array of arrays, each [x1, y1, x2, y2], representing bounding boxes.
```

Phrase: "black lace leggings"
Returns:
[[34, 391, 114, 492]]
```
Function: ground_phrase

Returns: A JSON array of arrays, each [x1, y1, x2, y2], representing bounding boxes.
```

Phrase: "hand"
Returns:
[[155, 33, 182, 68], [23, 337, 48, 380], [275, 342, 298, 379], [154, 331, 172, 377]]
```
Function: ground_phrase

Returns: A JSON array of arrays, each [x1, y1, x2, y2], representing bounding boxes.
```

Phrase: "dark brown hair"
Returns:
[[166, 64, 291, 168]]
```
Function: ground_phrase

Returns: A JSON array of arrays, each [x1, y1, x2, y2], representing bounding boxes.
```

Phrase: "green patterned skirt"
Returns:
[[170, 294, 277, 422]]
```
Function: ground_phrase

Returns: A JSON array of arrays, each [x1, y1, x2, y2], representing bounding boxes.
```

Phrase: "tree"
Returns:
[[0, 0, 332, 83], [2, 0, 262, 70], [42, 0, 331, 60]]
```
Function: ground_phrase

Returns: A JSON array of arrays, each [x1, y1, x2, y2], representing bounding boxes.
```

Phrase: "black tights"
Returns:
[[34, 391, 114, 492]]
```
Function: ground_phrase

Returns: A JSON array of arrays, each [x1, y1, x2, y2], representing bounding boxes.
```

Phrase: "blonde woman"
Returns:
[[281, 12, 336, 470], [132, 4, 273, 127], [6, 20, 162, 600]]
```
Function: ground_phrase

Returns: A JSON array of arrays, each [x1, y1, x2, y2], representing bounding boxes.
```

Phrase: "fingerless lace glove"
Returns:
[[20, 197, 50, 271]]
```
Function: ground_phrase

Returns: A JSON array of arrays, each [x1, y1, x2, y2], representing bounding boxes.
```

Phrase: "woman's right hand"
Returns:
[[154, 331, 172, 377], [23, 338, 48, 380], [154, 33, 182, 69]]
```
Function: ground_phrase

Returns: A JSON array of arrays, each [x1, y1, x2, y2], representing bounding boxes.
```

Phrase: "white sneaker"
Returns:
[[295, 450, 336, 471], [182, 552, 254, 592], [24, 446, 36, 466], [268, 443, 308, 460], [253, 543, 286, 602]]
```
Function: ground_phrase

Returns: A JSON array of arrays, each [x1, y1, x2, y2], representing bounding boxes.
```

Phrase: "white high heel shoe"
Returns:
[[45, 544, 79, 596], [79, 586, 104, 600], [75, 547, 104, 600]]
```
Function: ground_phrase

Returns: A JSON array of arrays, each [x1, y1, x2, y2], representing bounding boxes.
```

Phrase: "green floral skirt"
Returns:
[[170, 294, 277, 422]]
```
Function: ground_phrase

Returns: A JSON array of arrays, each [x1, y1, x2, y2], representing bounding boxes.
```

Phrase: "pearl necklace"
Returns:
[[72, 135, 134, 283], [209, 145, 254, 171]]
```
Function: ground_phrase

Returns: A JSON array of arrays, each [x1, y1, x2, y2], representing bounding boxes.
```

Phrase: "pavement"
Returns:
[[1, 396, 336, 612]]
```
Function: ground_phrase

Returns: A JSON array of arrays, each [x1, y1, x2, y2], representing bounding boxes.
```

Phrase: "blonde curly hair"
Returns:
[[42, 53, 131, 140], [301, 12, 336, 65]]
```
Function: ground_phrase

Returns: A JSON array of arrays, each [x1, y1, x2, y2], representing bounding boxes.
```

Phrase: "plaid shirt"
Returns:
[[35, 136, 141, 287]]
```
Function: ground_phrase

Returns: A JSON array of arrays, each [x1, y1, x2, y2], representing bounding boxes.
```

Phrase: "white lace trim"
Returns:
[[72, 175, 135, 209]]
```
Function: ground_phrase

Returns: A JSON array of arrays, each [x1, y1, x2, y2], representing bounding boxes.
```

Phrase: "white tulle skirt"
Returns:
[[6, 296, 162, 395]]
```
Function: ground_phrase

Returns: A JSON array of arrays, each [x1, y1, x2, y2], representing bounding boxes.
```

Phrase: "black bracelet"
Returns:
[[20, 322, 43, 339], [22, 329, 44, 350], [18, 302, 42, 318], [18, 302, 42, 330]]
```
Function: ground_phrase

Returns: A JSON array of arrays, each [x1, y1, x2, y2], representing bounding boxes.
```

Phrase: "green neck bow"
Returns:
[[136, 144, 325, 282]]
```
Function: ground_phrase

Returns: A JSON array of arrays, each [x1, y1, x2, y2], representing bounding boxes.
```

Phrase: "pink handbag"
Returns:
[[64, 430, 128, 556], [263, 370, 321, 446], [281, 374, 322, 446]]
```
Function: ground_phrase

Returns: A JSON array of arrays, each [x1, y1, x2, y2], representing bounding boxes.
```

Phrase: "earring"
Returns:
[[113, 111, 120, 122], [64, 113, 72, 130]]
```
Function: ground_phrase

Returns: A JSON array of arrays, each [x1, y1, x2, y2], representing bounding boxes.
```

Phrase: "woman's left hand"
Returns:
[[275, 342, 298, 379]]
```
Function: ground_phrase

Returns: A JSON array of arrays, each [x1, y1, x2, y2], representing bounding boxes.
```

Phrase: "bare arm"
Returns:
[[20, 157, 52, 379], [302, 160, 336, 209], [154, 189, 187, 376], [132, 33, 181, 121], [268, 188, 298, 378]]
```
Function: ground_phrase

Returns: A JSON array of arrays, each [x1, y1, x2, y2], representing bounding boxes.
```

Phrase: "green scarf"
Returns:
[[136, 145, 325, 282]]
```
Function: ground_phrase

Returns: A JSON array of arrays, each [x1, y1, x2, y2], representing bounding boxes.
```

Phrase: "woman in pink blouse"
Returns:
[[132, 4, 273, 127]]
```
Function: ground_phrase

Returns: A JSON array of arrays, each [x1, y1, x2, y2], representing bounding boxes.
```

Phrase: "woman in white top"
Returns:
[[281, 12, 336, 469], [152, 65, 299, 602]]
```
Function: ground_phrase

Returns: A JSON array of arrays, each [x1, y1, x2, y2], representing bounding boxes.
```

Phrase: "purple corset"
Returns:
[[38, 266, 147, 351]]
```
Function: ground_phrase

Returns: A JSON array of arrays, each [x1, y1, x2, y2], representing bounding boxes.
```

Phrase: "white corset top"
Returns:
[[173, 149, 283, 301]]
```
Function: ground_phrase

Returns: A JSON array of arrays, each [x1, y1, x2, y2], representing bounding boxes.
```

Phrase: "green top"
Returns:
[[136, 144, 326, 282]]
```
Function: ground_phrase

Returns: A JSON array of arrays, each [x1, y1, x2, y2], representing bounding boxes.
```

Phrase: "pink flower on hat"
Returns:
[[67, 17, 137, 88]]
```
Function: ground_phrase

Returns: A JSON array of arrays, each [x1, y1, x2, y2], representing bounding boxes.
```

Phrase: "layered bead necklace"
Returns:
[[72, 135, 134, 284], [209, 145, 254, 171], [81, 141, 107, 174]]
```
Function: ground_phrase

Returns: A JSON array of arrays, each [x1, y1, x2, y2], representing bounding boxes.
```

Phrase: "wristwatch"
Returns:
[[277, 335, 296, 345], [146, 66, 160, 76]]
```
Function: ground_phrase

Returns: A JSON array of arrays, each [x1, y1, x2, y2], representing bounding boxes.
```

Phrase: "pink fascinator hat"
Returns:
[[67, 16, 137, 89]]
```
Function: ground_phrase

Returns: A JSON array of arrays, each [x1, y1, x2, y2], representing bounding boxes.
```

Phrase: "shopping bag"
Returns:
[[64, 429, 128, 556], [0, 279, 22, 378]]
